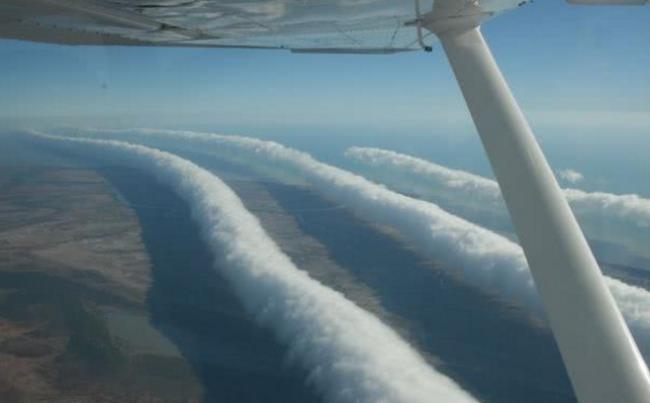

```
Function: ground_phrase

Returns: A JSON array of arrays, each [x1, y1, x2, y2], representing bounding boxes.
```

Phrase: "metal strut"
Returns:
[[434, 25, 650, 403]]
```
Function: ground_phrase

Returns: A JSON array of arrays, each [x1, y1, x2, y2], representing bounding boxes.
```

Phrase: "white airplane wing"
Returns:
[[0, 0, 525, 52]]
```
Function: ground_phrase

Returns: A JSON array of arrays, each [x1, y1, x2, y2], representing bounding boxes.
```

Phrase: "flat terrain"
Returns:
[[0, 166, 201, 403], [8, 138, 644, 403]]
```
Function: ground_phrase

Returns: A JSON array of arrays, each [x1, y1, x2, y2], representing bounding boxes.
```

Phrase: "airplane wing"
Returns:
[[0, 0, 525, 52]]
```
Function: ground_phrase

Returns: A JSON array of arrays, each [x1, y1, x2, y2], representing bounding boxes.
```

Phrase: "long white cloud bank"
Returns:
[[26, 132, 477, 403], [73, 128, 650, 353], [345, 147, 650, 229]]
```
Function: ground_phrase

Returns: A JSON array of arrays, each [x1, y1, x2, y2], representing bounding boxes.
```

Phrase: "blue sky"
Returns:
[[0, 0, 648, 135]]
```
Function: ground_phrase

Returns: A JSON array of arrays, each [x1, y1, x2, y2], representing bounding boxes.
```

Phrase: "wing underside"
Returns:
[[0, 0, 525, 52]]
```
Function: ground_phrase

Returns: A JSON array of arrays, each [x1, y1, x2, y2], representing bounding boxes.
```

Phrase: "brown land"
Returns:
[[0, 166, 201, 403]]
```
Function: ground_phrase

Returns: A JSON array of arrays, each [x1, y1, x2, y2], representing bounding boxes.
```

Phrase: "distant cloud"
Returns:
[[345, 147, 650, 228], [558, 169, 584, 184]]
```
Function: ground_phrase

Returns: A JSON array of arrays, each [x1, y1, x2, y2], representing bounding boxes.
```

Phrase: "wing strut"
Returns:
[[431, 24, 650, 403]]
